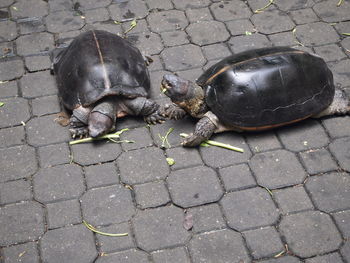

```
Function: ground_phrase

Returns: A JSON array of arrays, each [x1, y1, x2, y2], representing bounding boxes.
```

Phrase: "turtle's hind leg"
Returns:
[[69, 106, 92, 138], [313, 89, 350, 118]]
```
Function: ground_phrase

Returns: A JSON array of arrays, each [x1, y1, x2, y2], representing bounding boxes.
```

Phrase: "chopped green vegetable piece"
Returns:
[[158, 128, 174, 148], [124, 19, 137, 35], [342, 33, 350, 36], [245, 31, 252, 36], [0, 80, 9, 84], [180, 133, 244, 152], [69, 128, 130, 145], [264, 186, 273, 196], [274, 249, 285, 258], [337, 0, 343, 6], [166, 157, 175, 166], [254, 0, 274, 13], [0, 102, 4, 107], [12, 6, 18, 11], [83, 220, 128, 237]]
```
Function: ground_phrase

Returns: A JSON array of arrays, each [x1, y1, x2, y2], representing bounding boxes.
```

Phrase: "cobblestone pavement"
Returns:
[[0, 0, 350, 262]]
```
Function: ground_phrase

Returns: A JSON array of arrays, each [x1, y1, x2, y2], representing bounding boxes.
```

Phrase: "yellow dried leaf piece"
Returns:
[[83, 220, 128, 237], [166, 157, 175, 166]]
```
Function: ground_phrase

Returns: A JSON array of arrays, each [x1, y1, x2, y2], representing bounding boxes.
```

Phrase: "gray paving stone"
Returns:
[[299, 148, 338, 174], [0, 126, 25, 148], [2, 242, 39, 263], [0, 59, 25, 81], [0, 201, 44, 246], [246, 131, 282, 153], [341, 240, 350, 262], [221, 187, 279, 231], [258, 256, 301, 263], [88, 22, 123, 36], [32, 95, 60, 116], [71, 140, 122, 165], [277, 120, 329, 152], [161, 30, 189, 47], [305, 172, 350, 213], [176, 67, 204, 82], [314, 44, 347, 62], [187, 203, 226, 233], [26, 114, 70, 146], [279, 211, 342, 258], [335, 21, 350, 35], [132, 205, 190, 251], [250, 149, 306, 189], [48, 0, 72, 12], [0, 0, 14, 8], [147, 10, 188, 33], [332, 210, 350, 238], [252, 10, 295, 34], [341, 38, 350, 55], [109, 1, 148, 20], [134, 181, 170, 209], [226, 19, 255, 36], [95, 249, 150, 263], [18, 18, 45, 35], [73, 0, 111, 10], [0, 20, 17, 42], [199, 133, 252, 168], [96, 222, 135, 253], [269, 32, 297, 47], [275, 0, 313, 11], [34, 164, 84, 203], [172, 0, 210, 9], [322, 116, 350, 138], [20, 71, 57, 98], [0, 179, 32, 205], [186, 21, 229, 46], [305, 252, 344, 263], [38, 143, 69, 168], [119, 127, 153, 151], [46, 199, 82, 229], [229, 33, 271, 53], [0, 80, 17, 98], [329, 59, 350, 87], [189, 229, 249, 263], [16, 32, 54, 56], [210, 0, 251, 22], [148, 70, 172, 99], [290, 8, 319, 25], [45, 11, 85, 33], [145, 0, 173, 10], [294, 22, 340, 46], [162, 44, 205, 71], [10, 0, 48, 19], [165, 146, 203, 170], [81, 185, 135, 226], [24, 55, 51, 72], [147, 55, 163, 72], [0, 97, 30, 128], [201, 43, 231, 61], [118, 147, 169, 185], [246, 0, 276, 13], [243, 226, 284, 259], [314, 0, 350, 22], [84, 162, 119, 189], [84, 8, 110, 23], [329, 137, 350, 172], [274, 186, 313, 214], [218, 163, 256, 192], [0, 145, 37, 183], [128, 32, 163, 56], [152, 247, 190, 263], [186, 7, 212, 23], [167, 166, 223, 208], [40, 224, 98, 263]]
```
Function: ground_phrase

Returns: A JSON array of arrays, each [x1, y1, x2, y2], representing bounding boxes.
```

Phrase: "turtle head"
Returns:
[[161, 74, 207, 118]]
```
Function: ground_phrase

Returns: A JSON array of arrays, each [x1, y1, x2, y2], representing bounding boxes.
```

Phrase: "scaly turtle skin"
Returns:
[[52, 30, 165, 138], [161, 46, 350, 147]]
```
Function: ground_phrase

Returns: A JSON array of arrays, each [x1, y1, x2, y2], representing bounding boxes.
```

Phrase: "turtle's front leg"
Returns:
[[160, 103, 187, 120], [183, 116, 216, 147], [69, 106, 92, 138]]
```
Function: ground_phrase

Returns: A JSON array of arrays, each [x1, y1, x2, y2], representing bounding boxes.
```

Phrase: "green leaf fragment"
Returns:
[[337, 0, 343, 6], [0, 102, 4, 107], [83, 220, 128, 237], [69, 128, 130, 145], [158, 128, 174, 148], [12, 6, 18, 11], [264, 186, 273, 196], [166, 157, 175, 166], [254, 0, 274, 13], [180, 133, 244, 153], [124, 19, 137, 35], [342, 33, 350, 36], [245, 31, 252, 36]]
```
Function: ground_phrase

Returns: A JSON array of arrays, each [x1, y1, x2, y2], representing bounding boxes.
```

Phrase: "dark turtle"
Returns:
[[51, 30, 165, 138], [161, 46, 350, 147]]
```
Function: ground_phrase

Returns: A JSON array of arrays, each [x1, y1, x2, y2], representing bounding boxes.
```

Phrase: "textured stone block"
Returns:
[[294, 22, 339, 46], [165, 146, 203, 170], [32, 95, 60, 116], [2, 242, 40, 263], [0, 59, 24, 81], [299, 148, 338, 175], [46, 199, 82, 229], [46, 11, 84, 33], [0, 179, 32, 205], [0, 97, 30, 128], [152, 247, 190, 263], [95, 249, 149, 263], [251, 10, 294, 34], [246, 131, 281, 153], [84, 162, 119, 189], [229, 33, 271, 53], [10, 0, 48, 18], [332, 210, 350, 238], [134, 181, 170, 209], [109, 1, 148, 20], [274, 186, 313, 214], [218, 163, 256, 192], [0, 126, 25, 148], [210, 0, 251, 21], [186, 21, 229, 46], [0, 20, 17, 42], [20, 71, 57, 98], [38, 143, 70, 168], [147, 10, 188, 32], [16, 32, 54, 56], [329, 137, 350, 172]]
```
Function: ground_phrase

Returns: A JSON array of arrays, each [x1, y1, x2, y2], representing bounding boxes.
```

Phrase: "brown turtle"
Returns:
[[161, 46, 350, 146]]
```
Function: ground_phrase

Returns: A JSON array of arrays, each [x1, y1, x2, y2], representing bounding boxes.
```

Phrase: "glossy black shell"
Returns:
[[197, 47, 335, 128], [52, 30, 150, 110]]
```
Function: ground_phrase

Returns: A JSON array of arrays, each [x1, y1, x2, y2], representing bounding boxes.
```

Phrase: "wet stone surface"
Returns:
[[0, 0, 349, 262]]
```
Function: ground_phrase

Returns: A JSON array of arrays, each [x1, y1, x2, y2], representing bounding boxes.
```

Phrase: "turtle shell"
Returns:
[[52, 30, 150, 110], [197, 46, 335, 129]]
